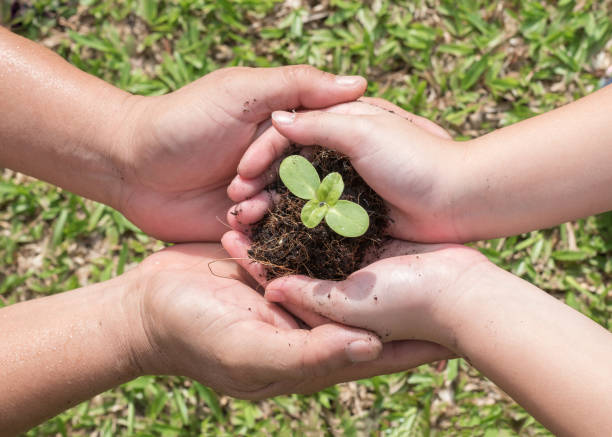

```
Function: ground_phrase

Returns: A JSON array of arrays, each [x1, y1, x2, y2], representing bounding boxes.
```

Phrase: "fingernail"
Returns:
[[272, 111, 296, 125], [346, 339, 377, 363], [265, 288, 285, 303], [228, 175, 240, 193], [335, 75, 364, 86]]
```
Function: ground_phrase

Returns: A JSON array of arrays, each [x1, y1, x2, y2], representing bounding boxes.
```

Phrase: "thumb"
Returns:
[[264, 270, 412, 342], [207, 65, 367, 122], [271, 110, 374, 157], [253, 322, 383, 398], [358, 97, 452, 140]]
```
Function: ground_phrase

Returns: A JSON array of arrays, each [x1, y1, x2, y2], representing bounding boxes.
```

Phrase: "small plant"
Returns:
[[279, 155, 370, 237]]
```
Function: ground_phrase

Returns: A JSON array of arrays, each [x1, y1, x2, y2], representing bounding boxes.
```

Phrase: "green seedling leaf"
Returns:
[[279, 155, 320, 200], [326, 200, 369, 237], [316, 172, 344, 206], [279, 155, 370, 237], [301, 199, 328, 228]]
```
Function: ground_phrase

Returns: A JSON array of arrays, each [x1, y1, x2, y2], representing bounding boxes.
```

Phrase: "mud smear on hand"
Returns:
[[248, 147, 390, 281]]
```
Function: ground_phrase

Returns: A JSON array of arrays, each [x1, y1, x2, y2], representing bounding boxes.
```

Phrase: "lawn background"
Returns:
[[1, 0, 611, 435]]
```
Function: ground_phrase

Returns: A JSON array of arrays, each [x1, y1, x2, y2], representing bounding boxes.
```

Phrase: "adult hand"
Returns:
[[130, 244, 453, 399], [0, 242, 451, 434], [227, 98, 464, 242], [0, 30, 368, 243], [114, 66, 368, 242]]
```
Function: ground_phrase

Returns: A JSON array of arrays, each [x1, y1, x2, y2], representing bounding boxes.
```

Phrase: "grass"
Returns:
[[1, 0, 611, 435]]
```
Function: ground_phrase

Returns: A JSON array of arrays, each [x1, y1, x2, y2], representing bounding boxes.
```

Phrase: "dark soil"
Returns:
[[247, 147, 390, 281]]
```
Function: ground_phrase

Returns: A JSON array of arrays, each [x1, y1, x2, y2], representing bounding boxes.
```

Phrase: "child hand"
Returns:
[[260, 239, 489, 348], [228, 98, 465, 242], [257, 239, 612, 436]]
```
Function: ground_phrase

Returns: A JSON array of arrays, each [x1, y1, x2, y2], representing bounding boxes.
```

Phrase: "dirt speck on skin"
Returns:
[[248, 148, 390, 281]]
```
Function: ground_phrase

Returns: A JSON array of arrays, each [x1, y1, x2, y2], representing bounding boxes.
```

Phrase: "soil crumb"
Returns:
[[248, 147, 390, 281]]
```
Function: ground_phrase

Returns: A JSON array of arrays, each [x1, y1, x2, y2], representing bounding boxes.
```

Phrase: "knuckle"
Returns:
[[205, 66, 246, 85], [282, 65, 330, 87], [287, 64, 318, 78]]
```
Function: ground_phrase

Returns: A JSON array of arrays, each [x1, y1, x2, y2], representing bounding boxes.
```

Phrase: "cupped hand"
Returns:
[[228, 98, 466, 242], [128, 243, 452, 399], [113, 66, 368, 242], [261, 239, 490, 351]]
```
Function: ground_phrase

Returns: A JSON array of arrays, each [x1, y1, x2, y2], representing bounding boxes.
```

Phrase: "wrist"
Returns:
[[95, 93, 150, 211], [426, 249, 500, 351], [436, 261, 531, 359], [107, 268, 156, 379], [441, 139, 485, 242]]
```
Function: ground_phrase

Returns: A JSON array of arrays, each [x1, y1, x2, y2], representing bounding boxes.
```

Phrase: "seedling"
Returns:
[[279, 155, 370, 237]]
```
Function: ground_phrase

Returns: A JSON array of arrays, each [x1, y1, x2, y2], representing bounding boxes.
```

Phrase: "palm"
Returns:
[[137, 244, 307, 397], [120, 76, 266, 242], [141, 253, 295, 395]]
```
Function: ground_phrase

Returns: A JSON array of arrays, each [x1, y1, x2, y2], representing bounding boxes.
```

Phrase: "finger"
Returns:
[[358, 97, 452, 140], [345, 340, 455, 377], [251, 298, 300, 331], [324, 98, 452, 141], [237, 125, 290, 180], [226, 191, 275, 232], [265, 274, 359, 326], [296, 340, 455, 394], [253, 118, 272, 140], [221, 230, 332, 328], [224, 65, 367, 123], [237, 105, 381, 180], [227, 173, 274, 203], [228, 159, 281, 203], [251, 322, 383, 394], [221, 230, 269, 286], [271, 110, 374, 157]]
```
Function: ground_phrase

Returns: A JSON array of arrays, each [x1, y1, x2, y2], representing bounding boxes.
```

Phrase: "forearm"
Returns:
[[447, 266, 612, 436], [0, 274, 147, 435], [453, 86, 612, 240], [0, 27, 137, 208]]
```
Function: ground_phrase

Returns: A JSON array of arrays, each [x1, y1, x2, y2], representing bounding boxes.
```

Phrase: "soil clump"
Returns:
[[248, 147, 390, 281]]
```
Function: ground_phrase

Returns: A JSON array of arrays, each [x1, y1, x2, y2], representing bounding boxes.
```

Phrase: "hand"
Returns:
[[257, 239, 490, 350], [113, 66, 368, 242], [128, 243, 453, 399], [257, 240, 612, 436], [227, 98, 465, 242]]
